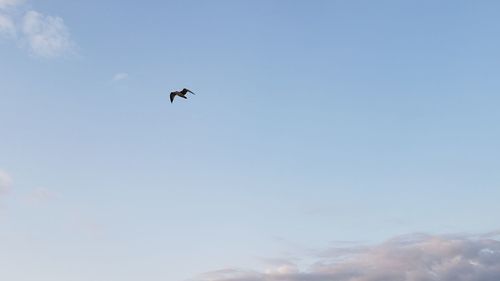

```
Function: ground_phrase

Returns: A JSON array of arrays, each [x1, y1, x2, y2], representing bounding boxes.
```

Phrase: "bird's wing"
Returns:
[[170, 92, 176, 103], [184, 88, 196, 95]]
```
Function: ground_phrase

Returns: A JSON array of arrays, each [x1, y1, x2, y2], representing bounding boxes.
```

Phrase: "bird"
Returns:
[[170, 88, 196, 103]]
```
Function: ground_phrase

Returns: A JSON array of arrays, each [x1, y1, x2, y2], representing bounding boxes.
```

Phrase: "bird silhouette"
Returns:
[[170, 88, 195, 103]]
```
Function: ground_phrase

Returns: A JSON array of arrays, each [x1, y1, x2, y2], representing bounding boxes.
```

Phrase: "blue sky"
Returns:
[[1, 1, 500, 280]]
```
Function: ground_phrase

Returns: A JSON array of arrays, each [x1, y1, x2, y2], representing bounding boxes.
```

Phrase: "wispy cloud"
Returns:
[[0, 169, 13, 196], [22, 10, 75, 58], [197, 232, 500, 281], [112, 72, 129, 82], [0, 0, 19, 37], [0, 0, 24, 9], [24, 187, 59, 205], [0, 0, 76, 58], [0, 13, 15, 36]]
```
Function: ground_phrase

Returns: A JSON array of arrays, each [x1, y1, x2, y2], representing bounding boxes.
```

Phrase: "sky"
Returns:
[[1, 1, 500, 280]]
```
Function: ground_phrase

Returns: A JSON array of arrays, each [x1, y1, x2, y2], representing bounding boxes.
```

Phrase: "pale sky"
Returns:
[[1, 1, 500, 281]]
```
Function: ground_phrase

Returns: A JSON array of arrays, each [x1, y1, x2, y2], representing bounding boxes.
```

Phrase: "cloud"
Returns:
[[112, 72, 129, 82], [0, 13, 15, 36], [0, 169, 13, 196], [22, 10, 74, 58], [25, 187, 58, 205], [0, 1, 76, 58], [0, 0, 24, 9], [197, 232, 500, 281]]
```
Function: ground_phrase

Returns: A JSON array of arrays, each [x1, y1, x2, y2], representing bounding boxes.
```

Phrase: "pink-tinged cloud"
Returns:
[[197, 233, 500, 281], [0, 169, 12, 196], [25, 187, 59, 205]]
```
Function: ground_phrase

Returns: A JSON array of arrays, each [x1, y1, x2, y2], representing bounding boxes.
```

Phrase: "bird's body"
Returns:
[[170, 88, 195, 103]]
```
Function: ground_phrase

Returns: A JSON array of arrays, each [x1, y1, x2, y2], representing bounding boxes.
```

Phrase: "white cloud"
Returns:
[[0, 0, 21, 37], [112, 72, 129, 82], [0, 1, 76, 58], [22, 10, 74, 58], [197, 232, 500, 281], [0, 13, 15, 36], [0, 0, 23, 9], [0, 170, 13, 196]]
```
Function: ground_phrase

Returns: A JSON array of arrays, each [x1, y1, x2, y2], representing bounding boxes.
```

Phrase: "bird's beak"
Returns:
[[188, 90, 196, 95]]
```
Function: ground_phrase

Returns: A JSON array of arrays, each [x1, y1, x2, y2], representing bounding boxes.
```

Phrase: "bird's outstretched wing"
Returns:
[[170, 92, 176, 103], [184, 88, 196, 95]]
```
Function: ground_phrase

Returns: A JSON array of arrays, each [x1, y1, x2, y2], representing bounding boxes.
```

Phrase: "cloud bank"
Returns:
[[198, 233, 500, 281], [0, 0, 75, 58]]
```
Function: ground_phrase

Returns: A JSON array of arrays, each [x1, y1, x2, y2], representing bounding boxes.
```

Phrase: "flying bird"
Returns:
[[170, 88, 196, 103]]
